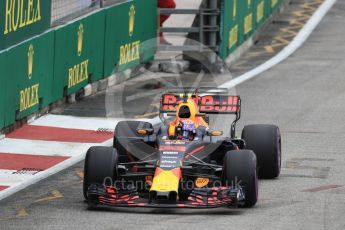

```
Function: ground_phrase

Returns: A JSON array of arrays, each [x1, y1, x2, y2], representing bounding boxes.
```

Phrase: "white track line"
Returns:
[[0, 123, 117, 200], [31, 114, 124, 130], [0, 138, 114, 200], [0, 0, 336, 201], [0, 170, 36, 187], [0, 139, 96, 157], [0, 153, 86, 200]]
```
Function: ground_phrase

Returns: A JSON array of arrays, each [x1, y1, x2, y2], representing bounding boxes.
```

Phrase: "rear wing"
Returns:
[[159, 91, 241, 138], [160, 93, 241, 115]]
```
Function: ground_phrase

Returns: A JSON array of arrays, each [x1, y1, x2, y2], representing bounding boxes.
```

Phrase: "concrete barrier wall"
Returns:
[[0, 0, 157, 130]]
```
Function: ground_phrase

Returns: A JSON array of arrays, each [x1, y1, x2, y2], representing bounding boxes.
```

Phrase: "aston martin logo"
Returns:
[[129, 4, 135, 37], [28, 44, 34, 79], [77, 23, 84, 56]]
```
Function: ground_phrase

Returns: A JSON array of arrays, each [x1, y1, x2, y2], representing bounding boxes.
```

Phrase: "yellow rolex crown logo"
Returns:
[[28, 44, 34, 79], [129, 5, 136, 37], [77, 24, 84, 56]]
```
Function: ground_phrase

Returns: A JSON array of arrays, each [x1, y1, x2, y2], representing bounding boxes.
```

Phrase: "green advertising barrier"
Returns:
[[0, 51, 7, 129], [254, 0, 267, 29], [270, 0, 281, 12], [220, 0, 240, 59], [220, 0, 284, 59], [0, 0, 51, 50], [104, 0, 157, 76], [4, 30, 54, 126], [52, 10, 105, 101], [242, 0, 255, 40]]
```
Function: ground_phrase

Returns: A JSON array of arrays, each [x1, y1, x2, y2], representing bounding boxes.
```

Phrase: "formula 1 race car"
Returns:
[[83, 88, 281, 209]]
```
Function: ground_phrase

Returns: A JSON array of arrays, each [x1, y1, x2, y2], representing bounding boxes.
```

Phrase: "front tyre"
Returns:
[[83, 146, 118, 200], [242, 125, 281, 179], [222, 150, 258, 207]]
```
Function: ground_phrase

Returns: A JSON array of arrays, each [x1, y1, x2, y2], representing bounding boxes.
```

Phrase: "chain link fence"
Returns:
[[51, 0, 127, 26]]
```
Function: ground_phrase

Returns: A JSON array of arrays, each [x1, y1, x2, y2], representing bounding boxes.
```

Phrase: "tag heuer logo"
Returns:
[[77, 23, 84, 56], [129, 4, 135, 37], [28, 44, 34, 79]]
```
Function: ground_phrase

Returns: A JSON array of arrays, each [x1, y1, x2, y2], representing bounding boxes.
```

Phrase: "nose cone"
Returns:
[[150, 167, 181, 202]]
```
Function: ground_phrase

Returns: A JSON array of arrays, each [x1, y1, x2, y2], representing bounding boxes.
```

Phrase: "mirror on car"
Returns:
[[137, 128, 154, 136], [207, 130, 223, 136]]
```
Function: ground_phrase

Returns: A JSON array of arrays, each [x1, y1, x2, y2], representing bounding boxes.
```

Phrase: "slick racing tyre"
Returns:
[[113, 121, 153, 161], [242, 124, 281, 179], [222, 150, 258, 207], [83, 146, 118, 199]]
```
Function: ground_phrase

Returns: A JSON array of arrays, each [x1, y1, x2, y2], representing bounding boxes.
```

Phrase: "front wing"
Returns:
[[87, 184, 245, 209]]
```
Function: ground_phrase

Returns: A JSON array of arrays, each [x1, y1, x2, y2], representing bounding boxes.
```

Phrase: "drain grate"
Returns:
[[96, 128, 114, 134], [13, 168, 43, 175]]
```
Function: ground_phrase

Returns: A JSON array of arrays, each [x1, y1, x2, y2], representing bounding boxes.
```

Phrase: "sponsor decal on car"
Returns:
[[195, 178, 209, 188]]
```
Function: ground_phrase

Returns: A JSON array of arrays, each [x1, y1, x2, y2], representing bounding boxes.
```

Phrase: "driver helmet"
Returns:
[[175, 120, 196, 140]]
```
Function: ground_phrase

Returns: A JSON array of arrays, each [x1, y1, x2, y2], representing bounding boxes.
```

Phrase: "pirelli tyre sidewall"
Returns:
[[83, 146, 118, 199], [222, 150, 258, 208], [242, 124, 281, 179]]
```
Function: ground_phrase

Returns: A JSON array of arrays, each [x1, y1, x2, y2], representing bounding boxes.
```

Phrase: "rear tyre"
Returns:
[[222, 150, 258, 208], [242, 125, 281, 179], [113, 121, 153, 160], [83, 146, 118, 200]]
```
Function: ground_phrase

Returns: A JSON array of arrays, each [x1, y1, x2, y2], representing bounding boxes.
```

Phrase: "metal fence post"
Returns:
[[208, 0, 218, 63]]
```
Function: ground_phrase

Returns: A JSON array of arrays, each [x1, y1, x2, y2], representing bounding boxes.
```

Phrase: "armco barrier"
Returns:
[[52, 11, 106, 101], [0, 51, 7, 129], [4, 30, 55, 126], [0, 0, 52, 50], [104, 0, 157, 76], [220, 0, 284, 60]]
